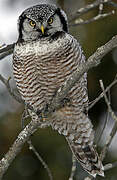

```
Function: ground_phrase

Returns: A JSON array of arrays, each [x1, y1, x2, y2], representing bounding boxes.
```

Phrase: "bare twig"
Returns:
[[21, 110, 53, 180], [88, 78, 117, 110], [70, 0, 112, 22], [0, 74, 23, 103], [104, 161, 117, 171], [70, 0, 116, 27], [70, 11, 115, 26], [84, 78, 117, 180], [84, 177, 93, 180], [0, 1, 116, 62], [0, 119, 45, 179], [69, 155, 77, 180], [99, 80, 117, 161], [108, 1, 117, 8], [99, 3, 104, 14], [96, 90, 110, 144], [28, 140, 53, 180], [0, 43, 14, 60], [0, 74, 40, 115]]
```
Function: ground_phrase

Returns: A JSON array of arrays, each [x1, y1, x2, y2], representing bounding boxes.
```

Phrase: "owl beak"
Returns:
[[41, 25, 44, 35]]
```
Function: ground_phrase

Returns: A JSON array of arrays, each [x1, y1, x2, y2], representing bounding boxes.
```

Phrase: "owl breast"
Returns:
[[13, 33, 88, 112]]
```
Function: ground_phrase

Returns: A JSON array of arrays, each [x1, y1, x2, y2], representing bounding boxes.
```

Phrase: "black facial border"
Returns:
[[55, 8, 68, 33], [18, 14, 27, 42]]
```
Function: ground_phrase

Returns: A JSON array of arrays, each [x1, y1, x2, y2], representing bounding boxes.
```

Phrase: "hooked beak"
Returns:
[[41, 25, 44, 35]]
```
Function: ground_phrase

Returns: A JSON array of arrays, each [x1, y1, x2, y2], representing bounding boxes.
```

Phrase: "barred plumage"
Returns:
[[13, 4, 104, 177]]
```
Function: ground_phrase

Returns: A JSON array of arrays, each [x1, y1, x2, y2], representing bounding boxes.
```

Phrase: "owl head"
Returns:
[[18, 4, 68, 42]]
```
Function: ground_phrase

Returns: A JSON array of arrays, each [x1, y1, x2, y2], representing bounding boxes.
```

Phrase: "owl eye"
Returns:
[[29, 20, 36, 28], [48, 17, 53, 24]]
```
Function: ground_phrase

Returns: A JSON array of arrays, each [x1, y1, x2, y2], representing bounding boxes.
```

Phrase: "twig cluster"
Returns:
[[70, 0, 116, 26]]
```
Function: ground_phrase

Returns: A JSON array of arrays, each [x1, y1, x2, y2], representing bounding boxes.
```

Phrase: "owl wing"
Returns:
[[50, 35, 104, 177]]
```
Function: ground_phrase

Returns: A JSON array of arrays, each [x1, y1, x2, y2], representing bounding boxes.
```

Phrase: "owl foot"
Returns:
[[36, 104, 49, 122]]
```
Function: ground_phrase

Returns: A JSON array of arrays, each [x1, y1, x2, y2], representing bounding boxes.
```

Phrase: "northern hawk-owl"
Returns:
[[13, 4, 104, 177]]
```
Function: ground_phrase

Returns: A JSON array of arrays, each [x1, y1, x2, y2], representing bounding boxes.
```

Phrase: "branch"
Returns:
[[0, 43, 14, 60], [83, 78, 117, 180], [70, 0, 112, 22], [28, 140, 53, 180], [70, 10, 115, 27], [85, 79, 117, 179], [0, 74, 40, 114], [69, 0, 116, 27], [0, 74, 23, 103], [47, 35, 117, 114], [108, 1, 117, 8], [88, 78, 117, 110], [0, 1, 116, 61], [0, 119, 45, 179], [69, 155, 77, 180], [21, 109, 53, 180], [99, 80, 117, 161], [104, 161, 117, 171], [0, 36, 117, 179]]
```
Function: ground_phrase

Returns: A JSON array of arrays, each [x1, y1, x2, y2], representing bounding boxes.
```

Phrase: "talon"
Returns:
[[41, 112, 46, 121], [36, 107, 47, 121]]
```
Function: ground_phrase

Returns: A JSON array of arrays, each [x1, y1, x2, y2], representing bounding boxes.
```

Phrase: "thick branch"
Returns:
[[0, 119, 43, 179], [47, 35, 117, 114]]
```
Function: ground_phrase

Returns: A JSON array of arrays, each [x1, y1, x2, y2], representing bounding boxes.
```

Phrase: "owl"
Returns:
[[13, 4, 104, 178]]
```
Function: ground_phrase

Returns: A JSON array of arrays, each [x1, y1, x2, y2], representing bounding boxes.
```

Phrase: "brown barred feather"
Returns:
[[13, 32, 104, 177]]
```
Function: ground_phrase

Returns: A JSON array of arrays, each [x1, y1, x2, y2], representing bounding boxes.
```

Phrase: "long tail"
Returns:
[[66, 138, 104, 178], [51, 109, 104, 177]]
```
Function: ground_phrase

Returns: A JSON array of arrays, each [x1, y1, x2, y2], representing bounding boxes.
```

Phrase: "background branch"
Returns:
[[70, 10, 115, 26], [70, 0, 112, 22], [84, 79, 117, 180], [0, 43, 14, 60], [70, 0, 116, 26], [21, 109, 53, 180], [47, 35, 117, 114], [0, 1, 116, 62], [88, 78, 117, 110], [99, 80, 117, 161]]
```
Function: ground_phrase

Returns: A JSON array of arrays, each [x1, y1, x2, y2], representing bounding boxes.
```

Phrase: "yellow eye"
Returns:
[[48, 18, 53, 24], [29, 20, 36, 27]]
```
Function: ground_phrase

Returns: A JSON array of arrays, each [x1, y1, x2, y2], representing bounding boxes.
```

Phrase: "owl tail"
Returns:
[[66, 138, 104, 178], [51, 109, 104, 177]]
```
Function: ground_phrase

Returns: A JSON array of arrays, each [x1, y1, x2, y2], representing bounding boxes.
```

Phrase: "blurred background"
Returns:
[[0, 0, 117, 179]]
